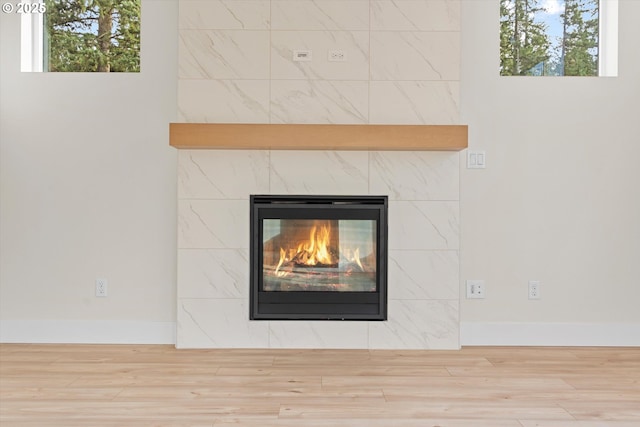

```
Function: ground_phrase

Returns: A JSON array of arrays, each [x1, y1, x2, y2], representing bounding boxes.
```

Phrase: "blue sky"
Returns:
[[540, 0, 565, 42]]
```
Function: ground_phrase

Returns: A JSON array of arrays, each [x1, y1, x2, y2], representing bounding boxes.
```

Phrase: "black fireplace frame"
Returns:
[[250, 195, 388, 321]]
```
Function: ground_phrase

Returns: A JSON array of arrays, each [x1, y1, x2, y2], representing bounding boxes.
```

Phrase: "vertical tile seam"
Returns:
[[367, 0, 372, 125], [269, 0, 273, 124], [456, 4, 462, 348]]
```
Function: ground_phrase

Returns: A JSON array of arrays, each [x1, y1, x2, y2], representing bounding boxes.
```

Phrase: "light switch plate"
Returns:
[[467, 150, 486, 169]]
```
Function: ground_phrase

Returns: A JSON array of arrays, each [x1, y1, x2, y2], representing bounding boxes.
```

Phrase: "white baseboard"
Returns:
[[461, 322, 640, 346], [0, 320, 176, 344], [3, 320, 638, 347]]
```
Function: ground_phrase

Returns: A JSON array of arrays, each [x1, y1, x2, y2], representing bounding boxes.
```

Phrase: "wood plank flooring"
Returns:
[[1, 344, 639, 426]]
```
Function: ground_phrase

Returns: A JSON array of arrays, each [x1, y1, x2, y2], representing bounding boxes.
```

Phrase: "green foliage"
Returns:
[[45, 0, 140, 72], [561, 0, 599, 76], [500, 0, 550, 76]]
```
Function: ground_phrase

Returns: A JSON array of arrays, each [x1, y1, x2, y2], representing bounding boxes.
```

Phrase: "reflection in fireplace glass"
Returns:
[[262, 219, 376, 292]]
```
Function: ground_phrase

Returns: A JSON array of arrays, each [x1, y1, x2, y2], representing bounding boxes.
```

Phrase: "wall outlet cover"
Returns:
[[466, 280, 485, 299]]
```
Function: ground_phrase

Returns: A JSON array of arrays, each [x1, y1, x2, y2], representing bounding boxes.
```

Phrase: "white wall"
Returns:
[[0, 0, 179, 343], [460, 0, 640, 345]]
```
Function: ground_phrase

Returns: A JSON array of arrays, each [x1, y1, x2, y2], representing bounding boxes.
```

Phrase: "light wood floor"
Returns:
[[1, 344, 639, 426]]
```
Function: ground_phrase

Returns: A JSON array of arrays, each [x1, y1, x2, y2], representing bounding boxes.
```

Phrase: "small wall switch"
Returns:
[[293, 50, 312, 62], [467, 150, 486, 169], [528, 280, 540, 299], [466, 280, 485, 299], [96, 278, 108, 297]]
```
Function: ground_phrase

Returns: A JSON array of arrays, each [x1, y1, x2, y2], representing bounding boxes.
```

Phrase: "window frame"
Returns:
[[20, 1, 44, 72], [599, 0, 618, 76]]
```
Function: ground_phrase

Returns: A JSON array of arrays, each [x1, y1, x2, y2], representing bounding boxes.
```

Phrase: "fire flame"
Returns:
[[342, 247, 364, 271], [275, 248, 287, 277], [297, 225, 333, 266], [274, 223, 364, 277]]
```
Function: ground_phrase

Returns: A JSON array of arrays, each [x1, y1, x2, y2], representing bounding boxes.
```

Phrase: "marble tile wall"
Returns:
[[177, 0, 460, 124], [176, 0, 461, 349]]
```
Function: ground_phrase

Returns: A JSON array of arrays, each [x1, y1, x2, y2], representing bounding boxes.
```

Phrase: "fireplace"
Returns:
[[250, 195, 388, 320]]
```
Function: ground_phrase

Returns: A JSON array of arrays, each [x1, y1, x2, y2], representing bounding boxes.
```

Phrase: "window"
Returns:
[[21, 0, 140, 72], [500, 0, 617, 76]]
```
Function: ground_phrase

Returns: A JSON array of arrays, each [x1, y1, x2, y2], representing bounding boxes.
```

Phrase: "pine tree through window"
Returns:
[[21, 0, 140, 72], [500, 0, 618, 76]]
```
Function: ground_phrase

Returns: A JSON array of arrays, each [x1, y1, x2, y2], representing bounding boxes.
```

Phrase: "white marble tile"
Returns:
[[178, 80, 270, 123], [369, 300, 459, 349], [179, 30, 270, 79], [369, 151, 459, 200], [177, 299, 269, 348], [178, 150, 270, 199], [387, 250, 459, 300], [371, 0, 460, 31], [178, 249, 250, 299], [269, 151, 368, 194], [179, 0, 270, 30], [271, 31, 369, 80], [369, 81, 460, 125], [272, 0, 369, 30], [178, 199, 249, 249], [370, 32, 460, 81], [270, 80, 368, 124], [388, 201, 459, 250], [269, 321, 369, 349]]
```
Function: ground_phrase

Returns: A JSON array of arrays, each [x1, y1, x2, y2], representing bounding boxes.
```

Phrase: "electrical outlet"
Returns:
[[528, 280, 540, 300], [466, 280, 485, 299], [96, 278, 108, 297], [328, 50, 346, 62]]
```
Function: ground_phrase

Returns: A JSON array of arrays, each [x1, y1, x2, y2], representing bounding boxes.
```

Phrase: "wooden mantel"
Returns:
[[170, 123, 467, 151]]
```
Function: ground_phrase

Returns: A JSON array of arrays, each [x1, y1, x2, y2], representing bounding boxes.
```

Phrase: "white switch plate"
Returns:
[[466, 280, 485, 299], [467, 150, 486, 169]]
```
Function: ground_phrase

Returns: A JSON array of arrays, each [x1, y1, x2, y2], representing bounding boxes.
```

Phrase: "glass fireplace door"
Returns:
[[262, 219, 377, 292]]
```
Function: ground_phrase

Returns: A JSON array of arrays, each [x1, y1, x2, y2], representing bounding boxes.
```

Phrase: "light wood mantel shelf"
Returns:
[[170, 123, 468, 151]]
